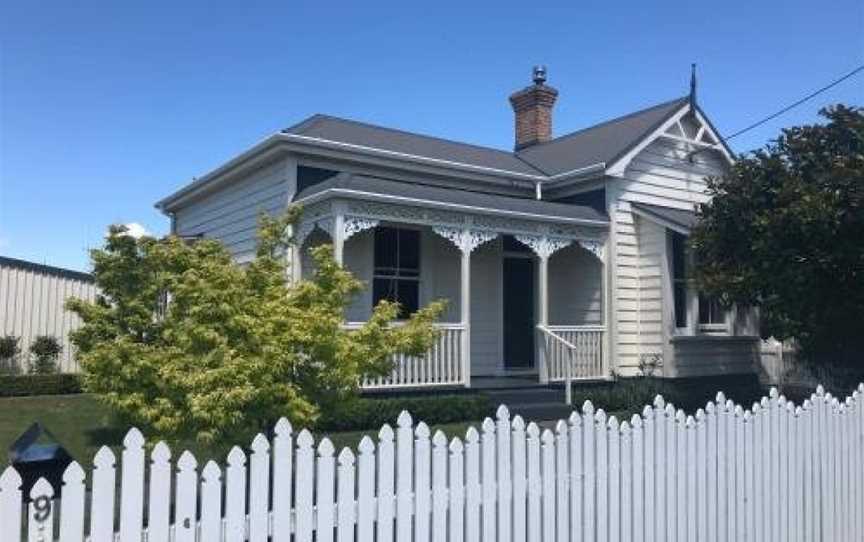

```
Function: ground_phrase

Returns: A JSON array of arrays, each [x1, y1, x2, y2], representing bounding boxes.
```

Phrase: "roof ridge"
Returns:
[[521, 96, 688, 152]]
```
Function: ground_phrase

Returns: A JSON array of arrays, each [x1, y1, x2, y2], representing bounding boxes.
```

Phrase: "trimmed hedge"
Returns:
[[0, 374, 83, 397], [316, 394, 492, 432], [566, 374, 767, 416]]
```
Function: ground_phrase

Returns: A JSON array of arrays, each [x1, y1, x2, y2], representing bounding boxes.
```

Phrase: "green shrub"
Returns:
[[567, 374, 766, 417], [0, 335, 20, 374], [0, 374, 83, 397], [316, 394, 492, 432], [29, 335, 62, 374]]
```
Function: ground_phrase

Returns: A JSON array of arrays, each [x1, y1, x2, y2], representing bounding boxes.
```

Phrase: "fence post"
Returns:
[[555, 420, 570, 542], [272, 418, 293, 542], [200, 461, 222, 542], [60, 462, 86, 542], [226, 446, 248, 542], [28, 478, 55, 542], [357, 436, 376, 542], [431, 431, 448, 542], [148, 442, 171, 542], [90, 446, 116, 542], [316, 439, 336, 542], [337, 448, 356, 542], [449, 437, 466, 542], [496, 406, 512, 542], [0, 467, 23, 542], [119, 428, 145, 542], [174, 451, 198, 542], [415, 423, 431, 542]]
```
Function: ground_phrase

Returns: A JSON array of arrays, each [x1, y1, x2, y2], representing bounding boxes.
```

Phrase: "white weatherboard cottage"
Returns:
[[156, 67, 759, 389]]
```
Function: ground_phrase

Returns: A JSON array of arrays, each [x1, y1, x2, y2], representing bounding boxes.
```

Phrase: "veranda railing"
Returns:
[[538, 324, 606, 402], [343, 322, 466, 389]]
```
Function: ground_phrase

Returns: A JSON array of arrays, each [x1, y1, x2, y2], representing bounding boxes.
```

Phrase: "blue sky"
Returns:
[[1, 1, 862, 271]]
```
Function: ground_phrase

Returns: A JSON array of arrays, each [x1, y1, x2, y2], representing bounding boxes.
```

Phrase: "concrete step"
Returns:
[[481, 385, 575, 422]]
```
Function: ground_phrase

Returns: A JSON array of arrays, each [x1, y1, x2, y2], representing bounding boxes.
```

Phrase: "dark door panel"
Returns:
[[503, 258, 535, 369]]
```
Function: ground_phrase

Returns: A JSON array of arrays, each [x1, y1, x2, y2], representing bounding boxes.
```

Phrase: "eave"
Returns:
[[155, 134, 607, 214]]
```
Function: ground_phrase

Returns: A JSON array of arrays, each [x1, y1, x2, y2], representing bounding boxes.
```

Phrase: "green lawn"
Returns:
[[0, 394, 487, 467], [0, 394, 123, 466]]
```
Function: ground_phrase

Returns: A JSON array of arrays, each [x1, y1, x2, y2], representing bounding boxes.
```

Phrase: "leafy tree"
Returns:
[[691, 105, 864, 365], [67, 208, 445, 448], [29, 335, 62, 374], [0, 335, 20, 374]]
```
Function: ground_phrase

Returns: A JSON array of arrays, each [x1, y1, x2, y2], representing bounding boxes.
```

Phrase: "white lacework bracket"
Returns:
[[578, 239, 604, 260], [433, 227, 499, 254], [343, 217, 379, 241], [514, 234, 573, 259]]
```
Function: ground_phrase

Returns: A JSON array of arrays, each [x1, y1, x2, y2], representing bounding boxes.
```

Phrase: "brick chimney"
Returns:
[[509, 66, 558, 150]]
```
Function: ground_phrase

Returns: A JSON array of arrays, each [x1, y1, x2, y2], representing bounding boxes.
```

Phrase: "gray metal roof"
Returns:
[[631, 202, 698, 231], [295, 174, 608, 224], [284, 98, 689, 178], [516, 98, 689, 175], [284, 115, 543, 175], [0, 255, 93, 283]]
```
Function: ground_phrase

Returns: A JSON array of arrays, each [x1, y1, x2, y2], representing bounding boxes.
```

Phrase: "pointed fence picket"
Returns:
[[6, 383, 864, 542]]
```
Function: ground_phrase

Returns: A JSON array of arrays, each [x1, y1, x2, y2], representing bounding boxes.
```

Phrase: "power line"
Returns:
[[687, 63, 864, 161], [722, 63, 864, 142]]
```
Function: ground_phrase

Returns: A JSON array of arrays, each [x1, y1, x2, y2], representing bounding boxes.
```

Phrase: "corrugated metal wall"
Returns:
[[0, 257, 97, 373]]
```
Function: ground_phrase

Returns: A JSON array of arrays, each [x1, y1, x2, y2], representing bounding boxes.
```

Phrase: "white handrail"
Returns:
[[537, 324, 606, 404], [537, 325, 575, 405]]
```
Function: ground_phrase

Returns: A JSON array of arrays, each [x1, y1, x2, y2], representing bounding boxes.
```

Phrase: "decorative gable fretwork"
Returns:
[[295, 197, 606, 251]]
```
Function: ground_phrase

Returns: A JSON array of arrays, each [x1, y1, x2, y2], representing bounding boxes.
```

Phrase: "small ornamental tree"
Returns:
[[0, 335, 20, 374], [29, 335, 62, 374], [67, 207, 445, 447], [691, 105, 864, 365]]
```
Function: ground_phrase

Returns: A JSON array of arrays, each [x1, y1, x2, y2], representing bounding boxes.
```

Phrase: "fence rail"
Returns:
[[344, 323, 466, 389], [2, 383, 864, 542], [540, 325, 605, 384]]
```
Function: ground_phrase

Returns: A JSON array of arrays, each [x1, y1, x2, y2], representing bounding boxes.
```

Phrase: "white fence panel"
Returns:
[[5, 382, 864, 542]]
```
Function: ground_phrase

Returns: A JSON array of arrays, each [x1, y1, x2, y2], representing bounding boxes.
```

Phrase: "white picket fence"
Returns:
[[2, 384, 864, 542]]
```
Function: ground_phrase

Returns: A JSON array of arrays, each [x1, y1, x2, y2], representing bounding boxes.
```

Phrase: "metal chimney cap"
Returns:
[[532, 65, 547, 85]]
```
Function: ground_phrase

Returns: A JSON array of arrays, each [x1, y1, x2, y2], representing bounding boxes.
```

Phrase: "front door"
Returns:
[[503, 257, 535, 369]]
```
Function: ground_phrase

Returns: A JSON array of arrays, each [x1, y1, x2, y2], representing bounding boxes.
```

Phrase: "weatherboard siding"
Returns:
[[469, 240, 502, 376], [548, 243, 604, 326], [608, 122, 733, 376], [173, 159, 291, 263]]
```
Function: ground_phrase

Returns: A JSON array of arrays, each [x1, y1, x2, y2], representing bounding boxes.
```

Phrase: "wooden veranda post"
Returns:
[[432, 225, 498, 388], [538, 255, 550, 384], [460, 244, 472, 388], [332, 211, 345, 266]]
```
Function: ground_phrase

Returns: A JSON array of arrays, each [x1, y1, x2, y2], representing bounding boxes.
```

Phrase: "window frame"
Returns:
[[667, 229, 731, 336], [372, 226, 422, 320], [669, 231, 689, 330]]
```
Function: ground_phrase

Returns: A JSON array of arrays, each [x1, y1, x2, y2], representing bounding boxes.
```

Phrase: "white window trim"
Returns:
[[668, 230, 732, 337]]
